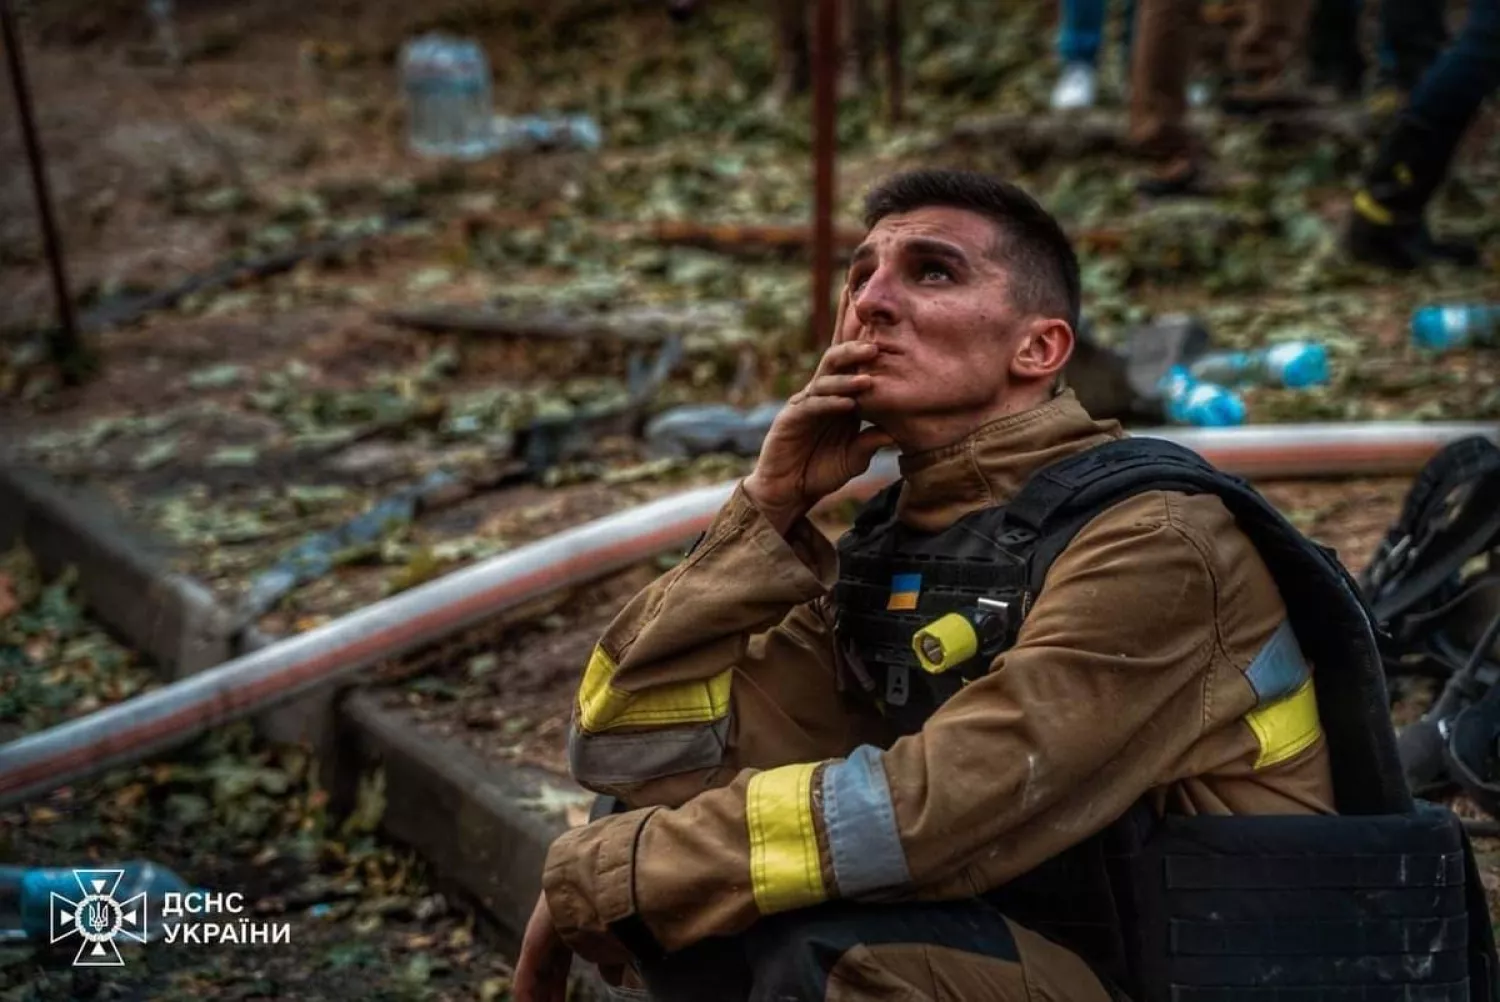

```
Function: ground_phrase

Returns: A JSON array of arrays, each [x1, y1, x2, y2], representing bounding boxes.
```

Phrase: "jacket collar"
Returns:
[[893, 389, 1124, 533]]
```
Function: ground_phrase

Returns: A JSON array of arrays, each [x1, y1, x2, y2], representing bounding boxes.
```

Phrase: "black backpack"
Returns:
[[1360, 436, 1500, 810]]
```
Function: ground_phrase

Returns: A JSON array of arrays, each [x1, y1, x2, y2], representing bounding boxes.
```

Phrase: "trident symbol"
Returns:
[[84, 900, 112, 935]]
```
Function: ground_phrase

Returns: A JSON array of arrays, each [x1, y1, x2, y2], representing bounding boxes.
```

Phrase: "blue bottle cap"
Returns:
[[1267, 342, 1329, 388], [1411, 307, 1464, 352]]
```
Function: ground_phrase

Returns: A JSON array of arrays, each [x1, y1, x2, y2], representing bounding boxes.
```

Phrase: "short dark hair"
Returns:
[[862, 170, 1081, 331]]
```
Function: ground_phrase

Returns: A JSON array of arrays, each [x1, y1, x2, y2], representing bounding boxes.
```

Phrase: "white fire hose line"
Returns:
[[1, 421, 1495, 808]]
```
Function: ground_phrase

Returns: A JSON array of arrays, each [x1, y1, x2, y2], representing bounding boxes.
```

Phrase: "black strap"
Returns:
[[1004, 437, 1413, 818], [849, 481, 903, 535]]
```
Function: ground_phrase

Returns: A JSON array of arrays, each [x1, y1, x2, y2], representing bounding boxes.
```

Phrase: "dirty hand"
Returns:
[[744, 340, 895, 535], [513, 892, 573, 1002]]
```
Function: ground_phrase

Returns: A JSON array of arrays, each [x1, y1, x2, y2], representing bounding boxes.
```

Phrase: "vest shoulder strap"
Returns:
[[847, 481, 904, 538], [1006, 437, 1413, 817]]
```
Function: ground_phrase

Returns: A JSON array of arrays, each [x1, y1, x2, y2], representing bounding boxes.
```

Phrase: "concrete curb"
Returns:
[[0, 460, 584, 951], [0, 466, 234, 678], [342, 691, 571, 941]]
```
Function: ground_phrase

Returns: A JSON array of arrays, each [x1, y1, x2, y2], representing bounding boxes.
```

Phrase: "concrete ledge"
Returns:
[[341, 690, 575, 942], [0, 464, 235, 677]]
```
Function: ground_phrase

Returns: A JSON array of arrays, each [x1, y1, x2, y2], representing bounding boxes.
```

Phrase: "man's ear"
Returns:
[[1009, 317, 1074, 383]]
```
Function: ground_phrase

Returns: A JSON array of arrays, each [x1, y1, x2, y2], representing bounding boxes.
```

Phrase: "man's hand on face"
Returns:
[[743, 338, 895, 536], [513, 892, 573, 1002]]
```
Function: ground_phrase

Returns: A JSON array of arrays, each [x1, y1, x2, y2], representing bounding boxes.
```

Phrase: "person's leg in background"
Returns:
[[1120, 0, 1138, 71], [1370, 0, 1451, 113], [1347, 0, 1499, 269], [1382, 0, 1450, 90], [1305, 0, 1365, 97], [1054, 0, 1110, 108], [1221, 0, 1315, 110], [1129, 0, 1206, 194]]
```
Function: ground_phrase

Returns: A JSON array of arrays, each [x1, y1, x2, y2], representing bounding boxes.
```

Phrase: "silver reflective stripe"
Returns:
[[821, 745, 911, 898], [1245, 619, 1310, 705], [567, 715, 729, 787]]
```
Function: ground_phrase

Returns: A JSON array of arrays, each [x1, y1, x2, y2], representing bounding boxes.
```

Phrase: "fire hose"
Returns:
[[1, 420, 1495, 808]]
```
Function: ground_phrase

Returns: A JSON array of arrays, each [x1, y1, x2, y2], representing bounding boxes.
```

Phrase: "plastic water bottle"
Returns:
[[1159, 367, 1246, 427], [0, 861, 195, 943], [1187, 340, 1330, 389], [1410, 305, 1500, 353], [147, 0, 180, 66], [644, 402, 785, 458], [400, 35, 498, 160], [492, 114, 603, 153]]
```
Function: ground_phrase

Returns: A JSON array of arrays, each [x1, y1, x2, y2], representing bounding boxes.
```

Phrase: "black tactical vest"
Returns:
[[830, 438, 1497, 1002]]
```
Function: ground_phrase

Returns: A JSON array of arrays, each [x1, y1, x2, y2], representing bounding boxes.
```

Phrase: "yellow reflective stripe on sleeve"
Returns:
[[1245, 679, 1323, 769], [576, 645, 733, 733], [747, 763, 828, 915]]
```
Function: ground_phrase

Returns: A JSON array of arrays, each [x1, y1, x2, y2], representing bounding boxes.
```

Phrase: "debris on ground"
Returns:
[[0, 550, 519, 1000]]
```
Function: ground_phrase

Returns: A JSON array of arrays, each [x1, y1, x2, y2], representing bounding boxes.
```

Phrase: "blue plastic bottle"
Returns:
[[1187, 340, 1330, 389], [1410, 305, 1500, 352], [0, 861, 195, 943], [1159, 366, 1246, 427]]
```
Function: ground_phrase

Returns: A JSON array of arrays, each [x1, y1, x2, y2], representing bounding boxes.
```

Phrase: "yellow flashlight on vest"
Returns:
[[911, 598, 1012, 675], [912, 614, 978, 673]]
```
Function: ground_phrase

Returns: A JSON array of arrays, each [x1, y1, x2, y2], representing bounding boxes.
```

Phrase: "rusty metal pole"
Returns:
[[884, 0, 903, 123], [809, 0, 839, 350], [2, 0, 88, 382]]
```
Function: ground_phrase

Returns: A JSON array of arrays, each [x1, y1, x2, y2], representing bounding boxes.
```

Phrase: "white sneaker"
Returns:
[[1051, 63, 1098, 111]]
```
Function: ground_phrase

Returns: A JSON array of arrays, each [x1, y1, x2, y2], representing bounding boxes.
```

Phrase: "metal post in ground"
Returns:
[[809, 0, 839, 349], [1, 0, 91, 383], [884, 0, 903, 123]]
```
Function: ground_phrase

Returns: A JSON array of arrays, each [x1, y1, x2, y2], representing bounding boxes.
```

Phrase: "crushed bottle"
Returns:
[[492, 114, 603, 153], [644, 402, 785, 459]]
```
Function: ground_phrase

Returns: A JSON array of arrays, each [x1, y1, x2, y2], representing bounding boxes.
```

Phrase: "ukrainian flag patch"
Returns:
[[887, 573, 922, 611]]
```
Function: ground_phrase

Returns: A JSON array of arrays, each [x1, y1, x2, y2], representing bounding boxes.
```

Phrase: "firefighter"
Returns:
[[515, 170, 1490, 1002]]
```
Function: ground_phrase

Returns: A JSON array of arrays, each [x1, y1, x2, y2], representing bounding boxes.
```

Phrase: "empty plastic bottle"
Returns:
[[0, 860, 195, 943], [147, 0, 180, 66], [1187, 340, 1330, 389], [1410, 305, 1500, 353], [644, 402, 785, 458], [1159, 366, 1246, 427], [492, 114, 603, 153], [400, 35, 498, 160]]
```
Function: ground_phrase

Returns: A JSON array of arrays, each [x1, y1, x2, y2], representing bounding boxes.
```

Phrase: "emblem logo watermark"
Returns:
[[47, 872, 291, 967], [47, 869, 148, 967]]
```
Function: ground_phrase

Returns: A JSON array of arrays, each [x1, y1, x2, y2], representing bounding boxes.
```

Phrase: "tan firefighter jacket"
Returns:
[[542, 389, 1335, 962]]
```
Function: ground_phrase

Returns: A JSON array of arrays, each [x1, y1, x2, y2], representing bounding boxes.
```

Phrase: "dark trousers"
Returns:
[[633, 899, 1114, 1002], [1401, 0, 1500, 178], [1306, 0, 1449, 91]]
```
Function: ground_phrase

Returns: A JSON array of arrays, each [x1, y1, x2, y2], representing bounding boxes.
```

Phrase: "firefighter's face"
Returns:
[[838, 206, 1073, 444]]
